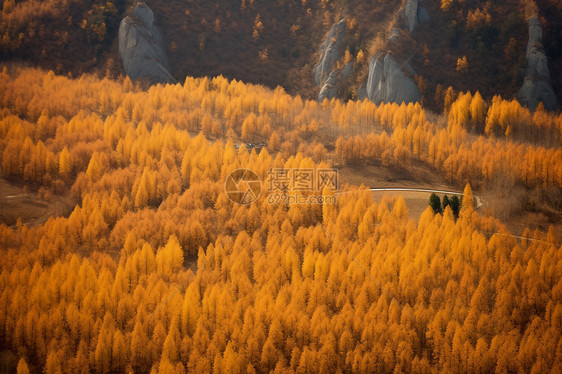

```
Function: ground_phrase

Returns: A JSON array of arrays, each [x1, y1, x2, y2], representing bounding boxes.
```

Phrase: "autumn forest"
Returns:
[[0, 60, 559, 374]]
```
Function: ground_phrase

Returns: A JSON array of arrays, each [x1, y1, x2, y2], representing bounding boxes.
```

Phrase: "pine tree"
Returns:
[[442, 195, 450, 212], [429, 193, 442, 214], [449, 195, 460, 218]]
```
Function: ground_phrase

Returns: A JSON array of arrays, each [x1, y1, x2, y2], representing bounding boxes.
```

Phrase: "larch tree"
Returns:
[[156, 235, 184, 277], [94, 324, 113, 374], [59, 146, 71, 177], [86, 152, 103, 183], [461, 183, 475, 215], [444, 86, 455, 114], [16, 357, 30, 374], [470, 91, 486, 132], [161, 317, 180, 363], [112, 329, 128, 373]]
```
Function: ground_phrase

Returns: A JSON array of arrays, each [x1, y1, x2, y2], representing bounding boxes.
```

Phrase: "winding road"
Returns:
[[336, 187, 484, 209], [366, 188, 463, 195]]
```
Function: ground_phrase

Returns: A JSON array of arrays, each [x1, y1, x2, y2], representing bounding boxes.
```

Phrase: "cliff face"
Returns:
[[312, 0, 432, 104], [517, 17, 558, 111], [118, 2, 175, 84], [364, 54, 421, 105], [314, 20, 346, 101], [404, 0, 429, 33], [360, 0, 427, 105]]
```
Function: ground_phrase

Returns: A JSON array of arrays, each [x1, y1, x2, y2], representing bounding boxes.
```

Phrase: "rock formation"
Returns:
[[119, 2, 175, 84], [389, 27, 400, 44], [318, 71, 340, 101], [315, 1, 428, 102], [404, 0, 429, 33], [364, 54, 421, 105], [517, 17, 558, 111], [314, 20, 346, 101], [314, 19, 346, 85], [358, 0, 428, 104]]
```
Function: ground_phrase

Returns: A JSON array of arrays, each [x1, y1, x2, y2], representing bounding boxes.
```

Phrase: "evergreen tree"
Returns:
[[449, 195, 460, 218], [429, 193, 442, 214], [442, 195, 450, 212]]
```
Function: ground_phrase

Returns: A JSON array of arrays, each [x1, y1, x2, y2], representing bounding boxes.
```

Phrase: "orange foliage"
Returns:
[[0, 66, 561, 373]]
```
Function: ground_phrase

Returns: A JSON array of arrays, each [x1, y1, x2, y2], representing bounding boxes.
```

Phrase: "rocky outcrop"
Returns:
[[316, 1, 428, 102], [357, 84, 367, 101], [364, 54, 421, 104], [417, 5, 430, 24], [343, 62, 353, 80], [517, 17, 558, 111], [318, 62, 354, 100], [318, 71, 340, 101], [314, 20, 347, 100], [119, 2, 175, 84], [314, 19, 346, 86], [358, 0, 426, 103], [389, 27, 400, 44], [404, 0, 429, 33]]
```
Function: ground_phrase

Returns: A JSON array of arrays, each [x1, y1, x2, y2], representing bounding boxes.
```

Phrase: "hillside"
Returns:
[[0, 0, 127, 73], [0, 64, 561, 373], [406, 0, 530, 107], [1, 0, 560, 108], [0, 1, 562, 373]]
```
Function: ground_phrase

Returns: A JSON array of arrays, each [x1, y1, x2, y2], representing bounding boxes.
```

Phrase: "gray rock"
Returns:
[[314, 19, 346, 86], [119, 2, 175, 84], [318, 70, 340, 101], [343, 62, 353, 80], [389, 27, 400, 43], [417, 6, 430, 24], [365, 54, 421, 105], [517, 17, 558, 111], [404, 0, 419, 33], [518, 79, 558, 111], [404, 0, 429, 33], [402, 58, 416, 76], [528, 47, 551, 80], [366, 55, 384, 101], [357, 84, 367, 101], [527, 17, 542, 56]]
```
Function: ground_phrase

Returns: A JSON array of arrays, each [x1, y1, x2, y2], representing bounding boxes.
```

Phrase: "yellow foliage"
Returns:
[[252, 14, 263, 39], [456, 55, 469, 72], [0, 66, 560, 374], [441, 0, 453, 10]]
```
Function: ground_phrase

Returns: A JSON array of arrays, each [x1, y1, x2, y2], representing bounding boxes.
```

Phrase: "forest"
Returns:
[[0, 65, 560, 373], [3, 0, 561, 106]]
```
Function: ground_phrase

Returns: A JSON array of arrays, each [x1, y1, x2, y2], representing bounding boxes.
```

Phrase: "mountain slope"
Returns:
[[0, 0, 560, 109]]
